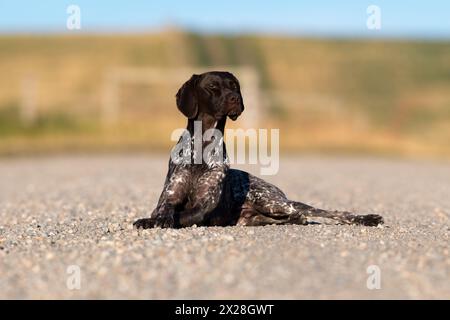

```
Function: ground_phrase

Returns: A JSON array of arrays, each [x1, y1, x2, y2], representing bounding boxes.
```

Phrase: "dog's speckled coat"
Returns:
[[133, 71, 383, 228]]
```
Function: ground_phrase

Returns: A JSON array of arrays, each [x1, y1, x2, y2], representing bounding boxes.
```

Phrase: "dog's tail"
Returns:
[[291, 201, 384, 226]]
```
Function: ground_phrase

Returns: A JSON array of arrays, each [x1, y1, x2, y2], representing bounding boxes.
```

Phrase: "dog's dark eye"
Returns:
[[208, 83, 217, 90]]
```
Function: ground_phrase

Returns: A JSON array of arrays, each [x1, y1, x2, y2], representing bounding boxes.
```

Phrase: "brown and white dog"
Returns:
[[133, 71, 384, 228]]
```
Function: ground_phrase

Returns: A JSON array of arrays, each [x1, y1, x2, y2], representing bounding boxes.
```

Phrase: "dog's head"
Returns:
[[176, 71, 244, 121]]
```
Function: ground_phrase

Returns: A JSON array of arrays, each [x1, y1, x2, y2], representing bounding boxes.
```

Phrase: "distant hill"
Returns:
[[0, 32, 449, 157]]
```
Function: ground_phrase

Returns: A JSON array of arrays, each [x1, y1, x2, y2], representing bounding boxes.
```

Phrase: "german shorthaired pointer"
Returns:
[[133, 71, 384, 228]]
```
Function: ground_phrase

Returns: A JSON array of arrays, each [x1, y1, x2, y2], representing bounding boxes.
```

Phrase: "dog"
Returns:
[[133, 71, 384, 228]]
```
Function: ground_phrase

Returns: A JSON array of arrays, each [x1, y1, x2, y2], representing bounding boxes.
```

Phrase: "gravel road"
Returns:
[[0, 155, 449, 299]]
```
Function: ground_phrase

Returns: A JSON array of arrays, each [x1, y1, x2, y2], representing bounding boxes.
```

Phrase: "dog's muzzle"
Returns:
[[228, 110, 241, 121]]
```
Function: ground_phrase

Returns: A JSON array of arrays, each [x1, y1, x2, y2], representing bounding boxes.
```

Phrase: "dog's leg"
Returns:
[[133, 163, 191, 229], [242, 173, 383, 227], [291, 202, 384, 226], [177, 167, 227, 227], [237, 206, 307, 226], [133, 205, 177, 229], [242, 200, 383, 227], [236, 173, 308, 226]]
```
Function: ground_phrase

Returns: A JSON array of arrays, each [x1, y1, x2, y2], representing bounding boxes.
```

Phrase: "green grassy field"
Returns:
[[0, 31, 449, 158]]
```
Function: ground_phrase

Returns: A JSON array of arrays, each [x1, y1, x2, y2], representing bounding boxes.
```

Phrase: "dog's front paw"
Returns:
[[153, 214, 175, 228], [354, 214, 384, 226], [133, 218, 156, 229]]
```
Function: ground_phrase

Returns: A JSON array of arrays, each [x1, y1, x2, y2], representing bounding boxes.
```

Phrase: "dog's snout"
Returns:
[[228, 94, 240, 104]]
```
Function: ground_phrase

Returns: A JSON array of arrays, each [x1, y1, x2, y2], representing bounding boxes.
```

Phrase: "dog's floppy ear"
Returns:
[[237, 79, 245, 112], [228, 72, 245, 112], [176, 74, 200, 119]]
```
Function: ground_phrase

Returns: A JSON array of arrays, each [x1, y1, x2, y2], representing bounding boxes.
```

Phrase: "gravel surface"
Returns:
[[0, 155, 449, 299]]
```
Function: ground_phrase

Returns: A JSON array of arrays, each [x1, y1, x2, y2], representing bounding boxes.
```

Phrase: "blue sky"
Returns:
[[0, 0, 449, 38]]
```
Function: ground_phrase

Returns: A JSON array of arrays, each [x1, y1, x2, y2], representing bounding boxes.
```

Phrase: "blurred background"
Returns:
[[0, 0, 449, 158]]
